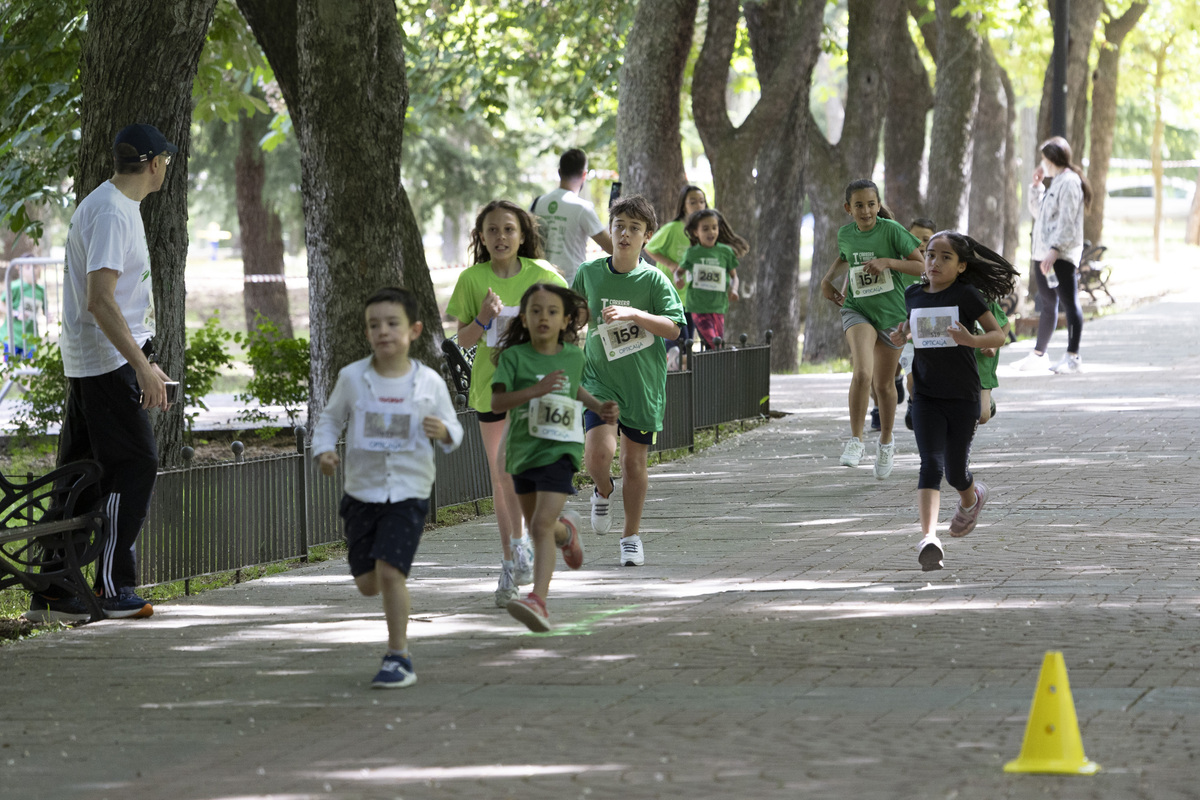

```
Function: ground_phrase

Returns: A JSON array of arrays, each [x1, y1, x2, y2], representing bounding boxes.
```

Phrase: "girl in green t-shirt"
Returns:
[[446, 200, 567, 609], [819, 179, 925, 480], [645, 185, 706, 367], [676, 208, 748, 350], [490, 284, 618, 632]]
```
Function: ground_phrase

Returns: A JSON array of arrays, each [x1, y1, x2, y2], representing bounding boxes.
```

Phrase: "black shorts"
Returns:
[[511, 455, 578, 496], [477, 409, 506, 424], [583, 409, 657, 446], [340, 495, 429, 577]]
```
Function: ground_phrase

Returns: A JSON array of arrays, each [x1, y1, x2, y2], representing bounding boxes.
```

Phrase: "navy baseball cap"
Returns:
[[113, 123, 179, 163]]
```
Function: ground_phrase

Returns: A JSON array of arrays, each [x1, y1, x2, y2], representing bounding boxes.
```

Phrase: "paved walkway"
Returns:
[[3, 288, 1199, 800]]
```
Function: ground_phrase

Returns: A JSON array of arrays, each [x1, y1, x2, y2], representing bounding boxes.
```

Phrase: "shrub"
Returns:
[[234, 315, 309, 427], [0, 335, 66, 439], [184, 312, 236, 437]]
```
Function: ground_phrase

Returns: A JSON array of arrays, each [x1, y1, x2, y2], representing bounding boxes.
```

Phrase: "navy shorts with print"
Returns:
[[511, 454, 578, 496], [583, 409, 657, 446], [340, 495, 429, 577]]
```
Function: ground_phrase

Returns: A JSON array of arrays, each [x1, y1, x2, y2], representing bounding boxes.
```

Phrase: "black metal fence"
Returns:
[[134, 340, 771, 587]]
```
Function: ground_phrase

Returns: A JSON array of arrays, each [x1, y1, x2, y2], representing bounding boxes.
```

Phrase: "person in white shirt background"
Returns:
[[531, 148, 613, 285]]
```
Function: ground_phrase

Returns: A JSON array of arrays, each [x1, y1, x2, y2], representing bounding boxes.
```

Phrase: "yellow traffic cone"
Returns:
[[1004, 651, 1100, 775]]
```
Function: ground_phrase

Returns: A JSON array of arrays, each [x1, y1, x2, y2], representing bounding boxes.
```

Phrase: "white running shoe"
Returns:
[[619, 534, 645, 567], [494, 561, 518, 608], [840, 437, 865, 467], [512, 535, 533, 585], [917, 535, 944, 572], [591, 480, 616, 534], [1051, 354, 1083, 374], [1012, 351, 1049, 372], [874, 440, 895, 480]]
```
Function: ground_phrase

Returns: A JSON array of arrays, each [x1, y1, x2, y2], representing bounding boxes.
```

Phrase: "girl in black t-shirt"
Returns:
[[890, 232, 1018, 571]]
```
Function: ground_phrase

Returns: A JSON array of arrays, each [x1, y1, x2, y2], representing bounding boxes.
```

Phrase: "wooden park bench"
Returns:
[[0, 460, 107, 623]]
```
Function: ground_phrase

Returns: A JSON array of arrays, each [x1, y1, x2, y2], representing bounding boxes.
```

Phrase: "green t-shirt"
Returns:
[[493, 342, 587, 474], [645, 220, 692, 305], [5, 281, 46, 349], [571, 257, 685, 432], [445, 257, 567, 413], [976, 300, 1008, 390], [679, 243, 738, 314], [838, 217, 922, 330]]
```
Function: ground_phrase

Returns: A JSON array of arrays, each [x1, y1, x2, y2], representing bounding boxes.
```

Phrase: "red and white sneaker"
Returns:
[[506, 592, 551, 632], [559, 509, 584, 569]]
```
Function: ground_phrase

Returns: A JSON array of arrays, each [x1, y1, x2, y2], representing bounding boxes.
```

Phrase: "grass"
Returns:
[[0, 417, 769, 638]]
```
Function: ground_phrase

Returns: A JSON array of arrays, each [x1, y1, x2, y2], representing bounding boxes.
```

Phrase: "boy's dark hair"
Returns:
[[609, 193, 657, 235], [909, 217, 936, 231], [684, 208, 750, 258], [844, 178, 894, 221], [559, 148, 588, 179], [469, 200, 545, 264], [491, 283, 590, 363], [673, 184, 706, 222], [926, 231, 1019, 301], [364, 286, 419, 323]]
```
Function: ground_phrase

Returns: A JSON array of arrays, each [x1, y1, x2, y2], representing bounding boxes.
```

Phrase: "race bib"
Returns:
[[910, 306, 960, 349], [485, 306, 520, 347], [691, 264, 727, 292], [849, 266, 894, 298], [352, 400, 419, 452], [596, 319, 654, 361], [528, 394, 584, 443]]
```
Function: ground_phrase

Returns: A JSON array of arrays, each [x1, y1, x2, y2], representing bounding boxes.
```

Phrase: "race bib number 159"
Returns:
[[597, 320, 653, 361]]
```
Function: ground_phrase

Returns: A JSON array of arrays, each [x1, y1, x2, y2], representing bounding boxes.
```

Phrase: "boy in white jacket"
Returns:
[[312, 287, 463, 688]]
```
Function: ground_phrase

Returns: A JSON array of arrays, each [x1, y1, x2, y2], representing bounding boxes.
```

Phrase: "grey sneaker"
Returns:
[[23, 593, 91, 624], [512, 535, 534, 585], [1051, 354, 1082, 374], [840, 437, 865, 467], [948, 481, 989, 537], [918, 535, 944, 571], [874, 440, 895, 480], [494, 561, 518, 608]]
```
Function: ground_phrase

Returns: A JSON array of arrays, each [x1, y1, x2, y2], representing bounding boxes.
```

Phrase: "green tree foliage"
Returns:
[[0, 0, 85, 242], [0, 337, 66, 439], [234, 315, 309, 427], [183, 312, 236, 437]]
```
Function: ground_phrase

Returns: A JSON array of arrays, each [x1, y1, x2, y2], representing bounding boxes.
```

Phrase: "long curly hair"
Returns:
[[925, 231, 1019, 302], [469, 200, 545, 264], [491, 283, 590, 364]]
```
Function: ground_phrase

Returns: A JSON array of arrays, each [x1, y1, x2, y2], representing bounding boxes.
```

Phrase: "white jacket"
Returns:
[[312, 356, 463, 503], [1029, 169, 1085, 266]]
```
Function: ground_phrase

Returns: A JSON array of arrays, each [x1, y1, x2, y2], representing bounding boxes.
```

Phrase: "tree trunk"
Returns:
[[79, 0, 218, 467], [883, 3, 934, 227], [925, 0, 981, 233], [1000, 68, 1020, 264], [1036, 0, 1102, 146], [745, 0, 824, 369], [237, 0, 442, 427], [236, 110, 293, 337], [802, 0, 900, 364], [968, 44, 1008, 254], [616, 0, 699, 225], [1151, 40, 1169, 263], [1186, 165, 1200, 247], [1084, 1, 1147, 246]]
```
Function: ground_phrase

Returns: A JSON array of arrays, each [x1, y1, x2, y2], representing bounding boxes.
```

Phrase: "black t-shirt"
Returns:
[[905, 280, 989, 403]]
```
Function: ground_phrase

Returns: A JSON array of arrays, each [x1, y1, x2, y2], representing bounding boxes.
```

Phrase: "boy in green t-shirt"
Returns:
[[676, 209, 739, 349], [571, 195, 685, 567], [976, 299, 1011, 424]]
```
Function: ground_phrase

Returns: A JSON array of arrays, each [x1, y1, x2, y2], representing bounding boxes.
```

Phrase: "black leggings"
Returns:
[[911, 394, 977, 491], [1033, 258, 1083, 354]]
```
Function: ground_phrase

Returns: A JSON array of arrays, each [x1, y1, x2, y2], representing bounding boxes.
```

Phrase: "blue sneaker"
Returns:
[[23, 593, 91, 624], [101, 588, 153, 619], [371, 653, 417, 689]]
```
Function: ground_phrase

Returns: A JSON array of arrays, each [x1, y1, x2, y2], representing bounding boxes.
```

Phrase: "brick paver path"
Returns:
[[3, 290, 1198, 800]]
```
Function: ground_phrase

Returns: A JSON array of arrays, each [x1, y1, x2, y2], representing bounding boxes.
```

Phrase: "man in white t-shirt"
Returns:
[[25, 124, 178, 625], [531, 149, 612, 284]]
